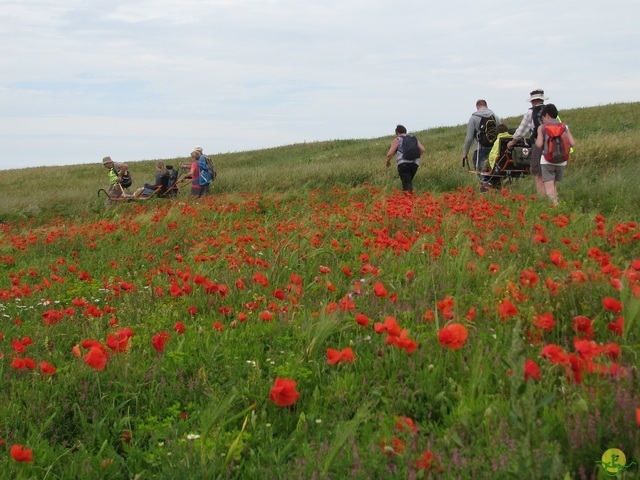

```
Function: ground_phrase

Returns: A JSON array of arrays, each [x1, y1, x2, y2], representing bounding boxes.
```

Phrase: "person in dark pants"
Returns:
[[385, 124, 425, 193]]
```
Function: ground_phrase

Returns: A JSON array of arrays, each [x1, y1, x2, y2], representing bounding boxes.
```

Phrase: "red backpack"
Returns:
[[543, 124, 570, 163]]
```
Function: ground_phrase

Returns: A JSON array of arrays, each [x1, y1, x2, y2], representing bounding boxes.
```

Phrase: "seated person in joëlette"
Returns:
[[132, 162, 168, 198]]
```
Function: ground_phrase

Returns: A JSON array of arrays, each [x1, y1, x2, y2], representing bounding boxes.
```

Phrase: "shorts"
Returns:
[[191, 186, 209, 198], [529, 144, 543, 176], [541, 163, 565, 182]]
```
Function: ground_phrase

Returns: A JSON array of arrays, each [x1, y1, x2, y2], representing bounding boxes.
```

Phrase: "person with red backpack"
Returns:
[[534, 104, 575, 206]]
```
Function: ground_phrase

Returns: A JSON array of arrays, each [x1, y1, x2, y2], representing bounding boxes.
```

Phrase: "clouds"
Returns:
[[0, 0, 639, 169]]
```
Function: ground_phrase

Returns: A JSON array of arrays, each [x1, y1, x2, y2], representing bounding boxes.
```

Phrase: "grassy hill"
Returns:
[[1, 102, 639, 223], [1, 102, 639, 478]]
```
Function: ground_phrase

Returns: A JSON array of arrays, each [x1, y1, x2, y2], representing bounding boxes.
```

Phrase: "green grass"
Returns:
[[2, 102, 639, 224], [0, 102, 639, 479]]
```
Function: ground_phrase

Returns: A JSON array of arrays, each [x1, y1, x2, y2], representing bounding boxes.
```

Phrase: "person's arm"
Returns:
[[462, 117, 475, 157], [535, 125, 545, 149], [565, 125, 576, 147], [418, 141, 426, 156], [116, 163, 128, 183], [508, 111, 532, 148], [385, 138, 399, 168]]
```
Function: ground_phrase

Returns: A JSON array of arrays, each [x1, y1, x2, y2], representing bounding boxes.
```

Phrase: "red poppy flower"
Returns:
[[386, 329, 419, 354], [12, 339, 26, 354], [318, 265, 331, 274], [497, 299, 518, 321], [380, 437, 405, 456], [465, 307, 476, 321], [533, 313, 555, 332], [373, 282, 388, 298], [422, 310, 435, 322], [438, 323, 468, 350], [540, 344, 569, 365], [84, 346, 108, 370], [519, 269, 539, 288], [152, 332, 171, 352], [602, 343, 621, 360], [602, 297, 623, 314], [395, 416, 418, 433], [341, 266, 353, 277], [524, 359, 541, 381], [326, 347, 356, 365], [354, 313, 370, 327], [414, 451, 436, 470], [213, 322, 224, 332], [636, 408, 640, 427], [607, 316, 624, 336], [11, 358, 26, 370], [259, 310, 274, 321], [173, 321, 185, 334], [374, 316, 402, 336], [10, 444, 33, 462], [572, 316, 594, 340], [269, 377, 300, 407], [23, 357, 37, 369], [188, 306, 197, 316], [40, 361, 56, 375]]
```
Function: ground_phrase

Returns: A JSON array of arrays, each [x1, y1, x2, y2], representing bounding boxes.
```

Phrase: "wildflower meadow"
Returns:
[[1, 103, 640, 479]]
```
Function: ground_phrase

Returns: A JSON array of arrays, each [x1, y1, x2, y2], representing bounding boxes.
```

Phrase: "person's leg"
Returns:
[[475, 146, 492, 183], [541, 164, 558, 205], [544, 181, 558, 206], [397, 163, 418, 192], [530, 145, 545, 196]]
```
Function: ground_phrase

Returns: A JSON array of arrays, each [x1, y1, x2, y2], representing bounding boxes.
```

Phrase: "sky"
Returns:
[[1, 0, 639, 171]]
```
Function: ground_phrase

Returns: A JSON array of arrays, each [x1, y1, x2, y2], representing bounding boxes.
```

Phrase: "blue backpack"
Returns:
[[197, 155, 212, 186]]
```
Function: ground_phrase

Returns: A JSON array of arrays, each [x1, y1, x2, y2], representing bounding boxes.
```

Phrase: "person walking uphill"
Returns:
[[386, 125, 426, 193], [462, 99, 499, 182], [534, 104, 575, 207], [507, 89, 548, 196], [184, 150, 210, 198]]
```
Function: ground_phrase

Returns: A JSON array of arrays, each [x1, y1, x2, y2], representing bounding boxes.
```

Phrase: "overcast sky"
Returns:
[[1, 0, 638, 170]]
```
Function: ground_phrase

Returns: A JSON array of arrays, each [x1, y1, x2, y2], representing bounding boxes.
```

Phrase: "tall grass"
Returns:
[[0, 103, 639, 479], [1, 102, 638, 224]]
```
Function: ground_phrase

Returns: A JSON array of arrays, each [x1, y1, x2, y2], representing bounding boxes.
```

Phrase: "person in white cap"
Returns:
[[507, 89, 548, 195]]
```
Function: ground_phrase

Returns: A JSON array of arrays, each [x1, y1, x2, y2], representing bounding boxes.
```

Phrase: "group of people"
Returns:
[[101, 146, 212, 202], [463, 88, 576, 205], [387, 88, 576, 206], [104, 90, 576, 206]]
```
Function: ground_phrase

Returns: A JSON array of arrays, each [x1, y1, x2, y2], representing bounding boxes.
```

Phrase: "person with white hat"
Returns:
[[507, 89, 549, 195]]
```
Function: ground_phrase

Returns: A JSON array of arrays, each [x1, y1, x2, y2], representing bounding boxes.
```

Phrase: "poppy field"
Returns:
[[1, 185, 639, 479]]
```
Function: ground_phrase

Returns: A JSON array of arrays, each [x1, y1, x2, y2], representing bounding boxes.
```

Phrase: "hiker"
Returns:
[[102, 156, 131, 200], [462, 100, 500, 183], [507, 89, 548, 196], [184, 150, 210, 198], [534, 104, 575, 206], [385, 124, 426, 193], [132, 162, 167, 198]]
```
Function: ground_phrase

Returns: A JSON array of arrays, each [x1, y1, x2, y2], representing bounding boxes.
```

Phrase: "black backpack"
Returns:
[[112, 166, 132, 188], [477, 115, 497, 147], [401, 135, 421, 160], [529, 104, 545, 142]]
